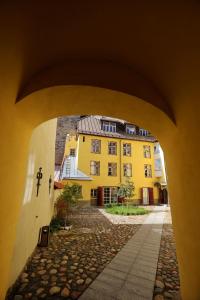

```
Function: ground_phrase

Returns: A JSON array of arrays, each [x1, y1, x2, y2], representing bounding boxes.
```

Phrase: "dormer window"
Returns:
[[126, 125, 136, 135], [139, 128, 149, 136], [102, 121, 116, 132]]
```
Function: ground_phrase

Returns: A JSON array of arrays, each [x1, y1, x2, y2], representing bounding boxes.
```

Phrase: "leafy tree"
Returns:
[[56, 183, 83, 222], [117, 179, 135, 206]]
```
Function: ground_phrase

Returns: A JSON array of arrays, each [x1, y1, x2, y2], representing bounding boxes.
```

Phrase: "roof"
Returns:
[[77, 116, 157, 142]]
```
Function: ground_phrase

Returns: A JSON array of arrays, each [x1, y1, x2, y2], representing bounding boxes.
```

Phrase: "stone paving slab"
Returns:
[[80, 207, 166, 300]]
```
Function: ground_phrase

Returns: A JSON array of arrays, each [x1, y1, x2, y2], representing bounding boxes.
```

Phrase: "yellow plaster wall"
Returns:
[[65, 134, 159, 202], [0, 82, 197, 300], [0, 3, 200, 299], [8, 119, 57, 286], [64, 135, 78, 157]]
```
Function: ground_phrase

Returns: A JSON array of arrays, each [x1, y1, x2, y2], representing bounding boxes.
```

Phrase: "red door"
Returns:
[[97, 186, 104, 207], [148, 188, 154, 205]]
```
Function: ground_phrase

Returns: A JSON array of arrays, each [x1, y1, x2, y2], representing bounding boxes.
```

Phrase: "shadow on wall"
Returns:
[[8, 119, 57, 286]]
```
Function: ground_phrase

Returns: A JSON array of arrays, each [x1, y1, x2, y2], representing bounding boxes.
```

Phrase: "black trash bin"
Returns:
[[37, 225, 50, 247]]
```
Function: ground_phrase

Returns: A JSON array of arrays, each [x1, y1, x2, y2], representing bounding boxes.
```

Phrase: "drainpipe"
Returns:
[[119, 140, 122, 184]]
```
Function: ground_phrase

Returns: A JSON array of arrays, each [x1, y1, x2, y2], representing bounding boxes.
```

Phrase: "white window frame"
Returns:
[[126, 125, 136, 135], [90, 161, 100, 175], [91, 139, 101, 153], [143, 145, 151, 158], [102, 121, 116, 132], [144, 164, 152, 178], [139, 128, 149, 136], [108, 163, 117, 176], [108, 141, 117, 155], [103, 187, 118, 205], [91, 188, 97, 199], [123, 143, 131, 156], [123, 163, 132, 177]]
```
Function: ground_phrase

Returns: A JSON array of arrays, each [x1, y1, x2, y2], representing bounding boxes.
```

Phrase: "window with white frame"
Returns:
[[139, 128, 149, 136], [108, 163, 117, 176], [91, 188, 97, 199], [91, 139, 101, 153], [69, 148, 76, 156], [90, 161, 100, 175], [155, 158, 162, 171], [154, 144, 159, 154], [143, 145, 151, 158], [144, 164, 152, 178], [108, 141, 117, 155], [123, 143, 131, 156], [102, 121, 116, 132], [126, 125, 136, 135], [103, 187, 118, 205], [123, 163, 132, 177]]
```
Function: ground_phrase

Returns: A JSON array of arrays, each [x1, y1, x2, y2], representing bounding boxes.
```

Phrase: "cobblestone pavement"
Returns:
[[7, 207, 140, 300], [153, 210, 181, 300]]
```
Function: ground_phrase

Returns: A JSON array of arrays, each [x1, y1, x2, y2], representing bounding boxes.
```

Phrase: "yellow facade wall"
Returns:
[[8, 119, 57, 286], [62, 133, 159, 203]]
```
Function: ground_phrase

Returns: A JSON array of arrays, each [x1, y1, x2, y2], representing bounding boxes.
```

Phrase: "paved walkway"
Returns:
[[80, 207, 166, 300]]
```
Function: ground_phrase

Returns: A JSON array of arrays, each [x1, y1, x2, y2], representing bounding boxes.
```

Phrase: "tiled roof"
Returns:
[[77, 116, 157, 142]]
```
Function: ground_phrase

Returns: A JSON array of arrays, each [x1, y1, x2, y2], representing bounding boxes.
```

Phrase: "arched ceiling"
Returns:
[[1, 2, 200, 123], [16, 60, 173, 120]]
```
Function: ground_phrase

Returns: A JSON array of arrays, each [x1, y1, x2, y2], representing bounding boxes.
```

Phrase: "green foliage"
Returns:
[[105, 205, 149, 216], [50, 218, 62, 232], [117, 179, 135, 200], [57, 183, 83, 205]]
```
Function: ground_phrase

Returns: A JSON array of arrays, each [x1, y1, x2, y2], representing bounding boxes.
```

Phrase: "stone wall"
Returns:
[[55, 116, 81, 166]]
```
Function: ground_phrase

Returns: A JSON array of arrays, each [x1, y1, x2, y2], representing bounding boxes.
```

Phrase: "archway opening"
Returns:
[[6, 92, 178, 300], [2, 79, 188, 300]]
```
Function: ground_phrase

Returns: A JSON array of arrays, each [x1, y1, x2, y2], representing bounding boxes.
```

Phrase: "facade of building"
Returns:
[[59, 116, 167, 206]]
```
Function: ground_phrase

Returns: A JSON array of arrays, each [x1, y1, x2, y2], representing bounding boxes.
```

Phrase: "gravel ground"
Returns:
[[153, 211, 181, 300], [7, 207, 140, 300]]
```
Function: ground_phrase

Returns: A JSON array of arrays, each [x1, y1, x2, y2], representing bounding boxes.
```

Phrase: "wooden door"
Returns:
[[148, 187, 154, 205], [97, 186, 104, 207]]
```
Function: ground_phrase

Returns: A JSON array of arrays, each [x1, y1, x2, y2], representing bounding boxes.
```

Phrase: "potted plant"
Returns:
[[54, 183, 83, 230]]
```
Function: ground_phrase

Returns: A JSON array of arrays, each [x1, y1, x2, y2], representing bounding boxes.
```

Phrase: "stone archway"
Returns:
[[0, 83, 198, 300], [5, 83, 178, 290]]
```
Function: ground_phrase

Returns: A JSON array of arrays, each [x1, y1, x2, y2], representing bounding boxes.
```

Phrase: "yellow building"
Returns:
[[60, 116, 166, 206]]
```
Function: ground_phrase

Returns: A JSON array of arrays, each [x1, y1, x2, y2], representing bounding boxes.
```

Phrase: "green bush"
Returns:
[[50, 218, 62, 232]]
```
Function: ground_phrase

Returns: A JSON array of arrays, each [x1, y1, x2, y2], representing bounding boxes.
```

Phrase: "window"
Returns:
[[102, 121, 116, 132], [90, 161, 100, 175], [139, 128, 149, 136], [154, 144, 159, 154], [155, 158, 162, 171], [108, 163, 117, 176], [144, 164, 152, 178], [126, 125, 136, 135], [123, 163, 132, 177], [83, 136, 85, 142], [123, 143, 131, 156], [91, 189, 97, 199], [103, 187, 118, 205], [91, 139, 101, 153], [143, 145, 151, 158], [108, 141, 117, 155], [70, 148, 76, 156]]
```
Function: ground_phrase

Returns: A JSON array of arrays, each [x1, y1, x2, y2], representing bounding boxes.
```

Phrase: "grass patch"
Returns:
[[105, 205, 149, 216]]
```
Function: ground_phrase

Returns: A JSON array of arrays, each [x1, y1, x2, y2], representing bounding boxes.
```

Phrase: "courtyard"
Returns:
[[7, 206, 180, 300]]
